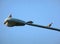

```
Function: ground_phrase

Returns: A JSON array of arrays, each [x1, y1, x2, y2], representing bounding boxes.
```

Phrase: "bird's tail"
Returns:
[[26, 21, 33, 24]]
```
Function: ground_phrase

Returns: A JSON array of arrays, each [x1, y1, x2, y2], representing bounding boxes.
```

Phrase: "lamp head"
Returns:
[[4, 14, 26, 27]]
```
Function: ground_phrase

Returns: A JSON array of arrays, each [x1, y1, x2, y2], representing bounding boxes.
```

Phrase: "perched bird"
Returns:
[[4, 14, 12, 26], [4, 14, 33, 27], [47, 22, 53, 27], [8, 14, 12, 18]]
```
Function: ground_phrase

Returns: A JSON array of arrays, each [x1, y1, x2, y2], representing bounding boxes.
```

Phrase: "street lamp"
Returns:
[[4, 14, 33, 27], [4, 14, 60, 32]]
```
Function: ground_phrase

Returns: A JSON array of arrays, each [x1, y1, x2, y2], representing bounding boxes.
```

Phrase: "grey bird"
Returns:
[[47, 22, 53, 27], [4, 14, 33, 27]]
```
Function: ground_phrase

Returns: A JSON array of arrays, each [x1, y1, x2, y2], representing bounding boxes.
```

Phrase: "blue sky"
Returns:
[[0, 0, 60, 44]]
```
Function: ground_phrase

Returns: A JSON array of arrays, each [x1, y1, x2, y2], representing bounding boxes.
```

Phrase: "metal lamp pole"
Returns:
[[4, 15, 60, 32]]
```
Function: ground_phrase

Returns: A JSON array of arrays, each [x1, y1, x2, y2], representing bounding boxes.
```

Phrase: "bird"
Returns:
[[4, 14, 12, 25], [47, 22, 53, 27], [8, 14, 12, 18]]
